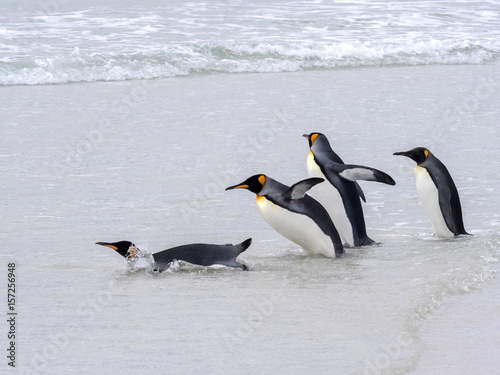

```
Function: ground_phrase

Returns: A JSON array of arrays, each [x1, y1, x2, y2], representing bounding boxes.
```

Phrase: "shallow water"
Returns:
[[1, 63, 499, 374]]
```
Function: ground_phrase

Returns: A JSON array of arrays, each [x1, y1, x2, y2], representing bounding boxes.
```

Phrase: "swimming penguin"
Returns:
[[393, 147, 469, 237], [304, 133, 396, 247], [95, 239, 252, 272], [226, 175, 344, 257]]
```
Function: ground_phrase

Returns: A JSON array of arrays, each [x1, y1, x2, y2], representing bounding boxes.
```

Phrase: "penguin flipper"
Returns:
[[355, 182, 366, 202], [336, 164, 396, 186], [152, 261, 172, 273], [437, 186, 461, 236], [282, 177, 325, 200]]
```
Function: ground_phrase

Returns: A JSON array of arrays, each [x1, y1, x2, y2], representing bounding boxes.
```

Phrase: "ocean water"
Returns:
[[1, 1, 499, 375], [1, 0, 500, 85]]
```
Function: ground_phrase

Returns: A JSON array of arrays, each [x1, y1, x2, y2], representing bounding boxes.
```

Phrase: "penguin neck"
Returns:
[[307, 150, 316, 170], [307, 150, 314, 163], [256, 195, 271, 216], [414, 164, 427, 178], [307, 150, 324, 177]]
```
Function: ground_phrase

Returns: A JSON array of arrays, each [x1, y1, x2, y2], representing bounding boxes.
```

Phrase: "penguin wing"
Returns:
[[436, 184, 458, 234], [355, 182, 366, 202], [333, 164, 396, 186], [282, 177, 325, 200], [426, 160, 469, 235]]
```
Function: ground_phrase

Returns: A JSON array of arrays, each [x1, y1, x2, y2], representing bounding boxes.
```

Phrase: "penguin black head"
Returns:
[[303, 132, 323, 148], [225, 174, 266, 195], [393, 147, 430, 165], [96, 241, 137, 259], [303, 132, 332, 151]]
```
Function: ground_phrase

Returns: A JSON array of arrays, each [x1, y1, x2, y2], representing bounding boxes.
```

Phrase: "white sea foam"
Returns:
[[0, 0, 499, 85]]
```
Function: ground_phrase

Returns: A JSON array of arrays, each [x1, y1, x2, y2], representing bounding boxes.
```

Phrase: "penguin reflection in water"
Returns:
[[304, 132, 396, 247], [96, 239, 252, 272], [226, 175, 344, 257], [394, 147, 469, 237]]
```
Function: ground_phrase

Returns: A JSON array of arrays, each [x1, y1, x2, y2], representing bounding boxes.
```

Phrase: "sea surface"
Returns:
[[1, 0, 500, 85], [1, 1, 499, 374]]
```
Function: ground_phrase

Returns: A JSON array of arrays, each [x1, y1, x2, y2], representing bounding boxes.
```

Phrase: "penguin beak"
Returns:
[[302, 134, 310, 140], [95, 242, 118, 251], [225, 183, 249, 191], [393, 151, 411, 157]]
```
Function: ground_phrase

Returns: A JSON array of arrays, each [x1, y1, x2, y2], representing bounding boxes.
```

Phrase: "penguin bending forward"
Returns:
[[304, 133, 396, 247], [393, 147, 469, 237], [96, 239, 252, 272], [226, 175, 344, 257]]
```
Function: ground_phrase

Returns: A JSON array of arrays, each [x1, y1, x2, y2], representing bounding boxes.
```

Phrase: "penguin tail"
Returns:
[[237, 238, 253, 254]]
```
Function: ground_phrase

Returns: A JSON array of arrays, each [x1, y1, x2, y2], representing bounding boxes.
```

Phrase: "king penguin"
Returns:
[[96, 239, 252, 272], [304, 133, 396, 247], [393, 147, 469, 237], [225, 174, 344, 257]]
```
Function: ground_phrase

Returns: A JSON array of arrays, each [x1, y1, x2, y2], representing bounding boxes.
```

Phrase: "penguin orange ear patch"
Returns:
[[424, 150, 429, 159], [258, 175, 266, 186], [128, 245, 137, 258], [311, 133, 318, 144]]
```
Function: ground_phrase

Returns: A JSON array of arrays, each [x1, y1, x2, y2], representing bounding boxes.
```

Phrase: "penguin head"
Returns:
[[303, 132, 331, 151], [393, 147, 430, 165], [225, 174, 266, 195], [303, 132, 322, 148], [96, 241, 137, 259]]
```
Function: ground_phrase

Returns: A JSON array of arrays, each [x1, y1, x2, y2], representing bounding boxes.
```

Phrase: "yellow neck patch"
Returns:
[[311, 133, 318, 144], [258, 175, 266, 186], [424, 150, 429, 159]]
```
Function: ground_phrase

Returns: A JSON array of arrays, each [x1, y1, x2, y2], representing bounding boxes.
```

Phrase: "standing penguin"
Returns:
[[226, 175, 344, 257], [304, 133, 396, 247], [393, 147, 469, 237]]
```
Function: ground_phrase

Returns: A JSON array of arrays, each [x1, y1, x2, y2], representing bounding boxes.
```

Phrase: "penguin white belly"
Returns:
[[256, 196, 336, 257], [306, 152, 354, 245], [414, 165, 454, 238]]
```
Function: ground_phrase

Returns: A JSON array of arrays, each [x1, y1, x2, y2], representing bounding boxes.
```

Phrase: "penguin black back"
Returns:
[[152, 239, 252, 272]]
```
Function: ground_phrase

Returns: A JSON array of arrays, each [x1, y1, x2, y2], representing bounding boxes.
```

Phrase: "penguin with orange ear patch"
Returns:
[[226, 174, 344, 257], [393, 147, 469, 237], [96, 239, 252, 272], [304, 132, 396, 247]]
